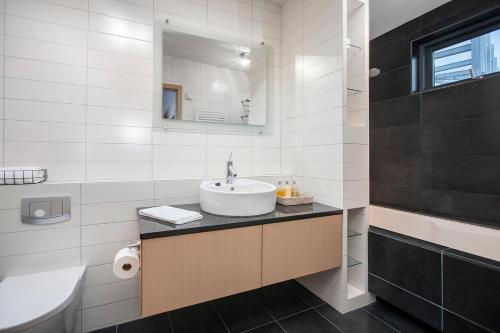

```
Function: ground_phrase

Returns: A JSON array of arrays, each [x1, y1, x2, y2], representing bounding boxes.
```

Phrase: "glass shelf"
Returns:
[[347, 88, 362, 95], [347, 43, 362, 50], [347, 256, 362, 268], [348, 229, 362, 237]]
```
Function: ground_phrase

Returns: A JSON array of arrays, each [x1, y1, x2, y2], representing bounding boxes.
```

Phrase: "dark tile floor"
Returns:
[[92, 280, 439, 333]]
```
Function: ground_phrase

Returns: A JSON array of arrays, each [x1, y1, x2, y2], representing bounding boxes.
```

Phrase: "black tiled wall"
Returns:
[[369, 0, 500, 229], [368, 227, 500, 333]]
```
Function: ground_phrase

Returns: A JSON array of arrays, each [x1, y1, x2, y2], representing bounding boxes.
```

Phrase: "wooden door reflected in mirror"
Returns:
[[162, 84, 182, 120]]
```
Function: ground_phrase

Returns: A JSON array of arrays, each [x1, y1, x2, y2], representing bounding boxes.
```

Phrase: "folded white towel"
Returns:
[[139, 206, 203, 225], [0, 167, 45, 185]]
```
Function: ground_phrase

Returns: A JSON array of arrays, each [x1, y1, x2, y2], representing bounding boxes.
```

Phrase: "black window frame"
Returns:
[[413, 8, 500, 92]]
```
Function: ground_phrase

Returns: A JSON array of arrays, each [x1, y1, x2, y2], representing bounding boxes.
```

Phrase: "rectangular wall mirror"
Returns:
[[155, 26, 273, 127]]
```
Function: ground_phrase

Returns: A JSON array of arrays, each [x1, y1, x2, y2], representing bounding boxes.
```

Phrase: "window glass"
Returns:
[[432, 29, 500, 86]]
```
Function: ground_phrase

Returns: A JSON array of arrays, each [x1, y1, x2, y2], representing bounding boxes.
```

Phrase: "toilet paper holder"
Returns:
[[128, 241, 141, 251]]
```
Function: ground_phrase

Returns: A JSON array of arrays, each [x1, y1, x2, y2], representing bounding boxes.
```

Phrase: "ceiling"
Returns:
[[370, 0, 452, 39], [266, 0, 453, 40]]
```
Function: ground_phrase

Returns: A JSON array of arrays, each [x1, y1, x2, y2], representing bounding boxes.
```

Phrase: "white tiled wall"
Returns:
[[0, 0, 282, 331], [280, 0, 344, 208], [0, 0, 282, 181]]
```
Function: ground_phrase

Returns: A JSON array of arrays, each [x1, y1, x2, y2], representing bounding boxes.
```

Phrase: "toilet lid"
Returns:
[[0, 266, 86, 333]]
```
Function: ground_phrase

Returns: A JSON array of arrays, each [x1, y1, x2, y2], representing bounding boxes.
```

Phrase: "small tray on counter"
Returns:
[[276, 193, 313, 206]]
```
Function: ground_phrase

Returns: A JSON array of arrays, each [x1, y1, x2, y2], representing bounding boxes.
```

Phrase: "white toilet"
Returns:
[[0, 266, 86, 333]]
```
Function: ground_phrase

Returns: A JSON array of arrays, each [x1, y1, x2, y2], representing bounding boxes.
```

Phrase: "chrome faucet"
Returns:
[[226, 153, 237, 184]]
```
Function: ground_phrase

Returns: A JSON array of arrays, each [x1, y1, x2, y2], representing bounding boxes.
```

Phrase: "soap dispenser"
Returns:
[[284, 179, 292, 197], [291, 178, 299, 197], [276, 180, 285, 197]]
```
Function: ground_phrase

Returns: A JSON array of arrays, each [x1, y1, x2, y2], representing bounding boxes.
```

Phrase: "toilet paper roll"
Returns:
[[113, 247, 140, 279]]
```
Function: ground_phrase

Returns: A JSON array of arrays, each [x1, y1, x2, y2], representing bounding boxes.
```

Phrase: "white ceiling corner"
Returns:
[[370, 0, 452, 39]]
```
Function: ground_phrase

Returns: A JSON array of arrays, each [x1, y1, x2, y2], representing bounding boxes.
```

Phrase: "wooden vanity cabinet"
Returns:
[[262, 215, 342, 285], [141, 225, 262, 317], [141, 215, 342, 316]]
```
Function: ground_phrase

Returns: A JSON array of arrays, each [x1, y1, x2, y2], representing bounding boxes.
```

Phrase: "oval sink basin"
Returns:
[[200, 179, 276, 217]]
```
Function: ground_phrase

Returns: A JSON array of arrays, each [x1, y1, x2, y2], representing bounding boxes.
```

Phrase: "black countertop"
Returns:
[[138, 203, 342, 239]]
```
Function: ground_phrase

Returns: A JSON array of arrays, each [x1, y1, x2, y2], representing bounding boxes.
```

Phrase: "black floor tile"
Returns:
[[214, 291, 273, 333], [246, 322, 285, 333], [117, 312, 171, 333], [286, 280, 325, 307], [321, 308, 397, 333], [443, 310, 490, 333], [170, 301, 228, 333], [363, 300, 439, 333], [254, 282, 309, 320], [315, 304, 342, 321], [279, 309, 342, 333]]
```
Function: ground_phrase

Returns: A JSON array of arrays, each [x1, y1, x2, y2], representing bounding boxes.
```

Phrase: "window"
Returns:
[[414, 11, 500, 91], [432, 29, 500, 87]]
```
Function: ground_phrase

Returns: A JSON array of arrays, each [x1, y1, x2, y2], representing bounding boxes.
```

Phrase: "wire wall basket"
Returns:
[[0, 168, 48, 185]]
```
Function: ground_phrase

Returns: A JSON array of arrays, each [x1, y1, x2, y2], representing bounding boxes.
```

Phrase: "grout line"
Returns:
[[441, 250, 444, 330], [210, 302, 231, 333], [168, 312, 174, 333], [311, 307, 345, 333], [240, 320, 275, 333], [253, 293, 288, 333], [369, 273, 443, 308], [361, 308, 401, 333]]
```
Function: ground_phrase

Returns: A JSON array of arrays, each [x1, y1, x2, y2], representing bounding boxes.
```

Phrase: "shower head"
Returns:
[[369, 68, 381, 78]]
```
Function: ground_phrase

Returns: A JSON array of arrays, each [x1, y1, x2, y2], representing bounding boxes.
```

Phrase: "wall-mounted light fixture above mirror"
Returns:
[[153, 21, 274, 130]]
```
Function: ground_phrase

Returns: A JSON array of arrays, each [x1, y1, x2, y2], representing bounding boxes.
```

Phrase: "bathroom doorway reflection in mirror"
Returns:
[[162, 83, 182, 120]]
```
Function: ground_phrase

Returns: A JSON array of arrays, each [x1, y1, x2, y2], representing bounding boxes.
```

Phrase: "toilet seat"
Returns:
[[0, 266, 86, 333]]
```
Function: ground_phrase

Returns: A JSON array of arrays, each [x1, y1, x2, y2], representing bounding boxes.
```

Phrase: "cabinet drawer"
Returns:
[[141, 225, 262, 316], [262, 215, 342, 286]]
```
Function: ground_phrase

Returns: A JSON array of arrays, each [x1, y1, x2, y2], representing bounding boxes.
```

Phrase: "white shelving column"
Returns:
[[297, 0, 373, 313], [342, 0, 373, 311]]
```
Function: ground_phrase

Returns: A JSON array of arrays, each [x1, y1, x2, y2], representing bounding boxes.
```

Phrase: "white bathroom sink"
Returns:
[[200, 179, 276, 217]]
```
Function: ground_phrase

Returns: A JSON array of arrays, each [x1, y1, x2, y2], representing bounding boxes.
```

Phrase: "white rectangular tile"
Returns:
[[152, 145, 206, 162], [153, 161, 206, 178], [5, 14, 87, 47], [81, 220, 139, 246], [5, 78, 86, 105], [81, 180, 154, 204], [5, 36, 86, 66], [82, 297, 140, 331], [89, 13, 153, 41], [83, 278, 140, 309], [87, 106, 152, 127], [89, 0, 152, 24], [3, 141, 85, 162], [5, 57, 87, 85], [88, 49, 153, 75], [0, 247, 80, 278], [88, 87, 152, 110], [4, 99, 85, 123], [154, 178, 202, 199], [88, 31, 153, 59], [87, 143, 152, 162], [87, 125, 151, 144], [0, 226, 80, 257], [82, 240, 131, 266], [4, 120, 85, 142], [5, 0, 88, 28], [81, 200, 153, 225], [88, 68, 152, 93]]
